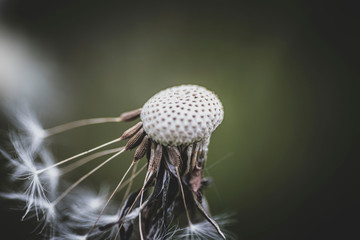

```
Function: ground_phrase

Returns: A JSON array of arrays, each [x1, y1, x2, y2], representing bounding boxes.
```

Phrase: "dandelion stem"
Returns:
[[51, 149, 125, 206], [36, 138, 123, 175]]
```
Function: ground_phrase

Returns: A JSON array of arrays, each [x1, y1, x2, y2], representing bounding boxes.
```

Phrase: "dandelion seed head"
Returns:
[[141, 85, 224, 146]]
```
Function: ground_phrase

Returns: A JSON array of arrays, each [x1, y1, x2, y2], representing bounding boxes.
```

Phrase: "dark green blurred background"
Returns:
[[0, 1, 358, 239]]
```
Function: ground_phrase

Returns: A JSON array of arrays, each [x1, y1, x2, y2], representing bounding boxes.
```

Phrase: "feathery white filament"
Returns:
[[87, 161, 135, 236], [1, 133, 55, 220], [174, 215, 233, 240], [5, 105, 47, 151]]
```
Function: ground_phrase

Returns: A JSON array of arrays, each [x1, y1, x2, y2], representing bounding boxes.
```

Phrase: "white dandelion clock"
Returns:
[[2, 85, 230, 239]]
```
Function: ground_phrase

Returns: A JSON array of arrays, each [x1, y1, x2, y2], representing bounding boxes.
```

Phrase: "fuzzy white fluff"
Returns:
[[60, 187, 121, 239], [174, 215, 234, 240], [1, 132, 56, 220], [5, 104, 47, 151], [1, 115, 122, 239]]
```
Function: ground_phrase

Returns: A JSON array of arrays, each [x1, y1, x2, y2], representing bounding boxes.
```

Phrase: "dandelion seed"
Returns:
[[1, 132, 54, 220]]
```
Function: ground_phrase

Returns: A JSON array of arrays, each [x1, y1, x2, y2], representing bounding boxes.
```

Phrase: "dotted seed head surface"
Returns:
[[141, 85, 224, 146]]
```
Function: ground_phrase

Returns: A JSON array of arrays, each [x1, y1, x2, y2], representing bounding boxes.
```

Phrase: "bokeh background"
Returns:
[[0, 1, 358, 239]]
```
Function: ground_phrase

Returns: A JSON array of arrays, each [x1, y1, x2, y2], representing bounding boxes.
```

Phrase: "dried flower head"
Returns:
[[141, 85, 223, 145], [1, 85, 230, 240]]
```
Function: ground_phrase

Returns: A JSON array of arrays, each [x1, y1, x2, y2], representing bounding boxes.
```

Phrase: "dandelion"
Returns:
[[1, 85, 230, 239]]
